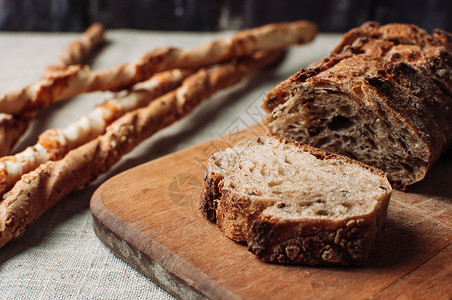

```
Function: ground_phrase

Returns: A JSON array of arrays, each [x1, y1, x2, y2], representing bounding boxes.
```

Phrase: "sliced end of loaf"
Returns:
[[200, 136, 391, 265], [262, 61, 431, 188], [262, 22, 452, 188]]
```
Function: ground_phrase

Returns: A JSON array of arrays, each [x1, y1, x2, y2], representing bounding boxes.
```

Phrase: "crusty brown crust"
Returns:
[[248, 217, 376, 266], [262, 22, 452, 188], [200, 171, 222, 222], [200, 136, 391, 266], [248, 191, 390, 266]]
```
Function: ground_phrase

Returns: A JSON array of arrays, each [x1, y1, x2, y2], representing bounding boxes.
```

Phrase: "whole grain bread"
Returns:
[[261, 22, 452, 188], [200, 136, 391, 266]]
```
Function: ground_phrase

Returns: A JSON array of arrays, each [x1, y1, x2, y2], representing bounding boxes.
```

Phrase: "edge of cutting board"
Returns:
[[91, 124, 452, 300]]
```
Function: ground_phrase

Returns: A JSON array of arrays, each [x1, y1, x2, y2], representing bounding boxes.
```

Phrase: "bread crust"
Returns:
[[249, 217, 376, 266], [262, 22, 452, 188], [200, 137, 391, 266]]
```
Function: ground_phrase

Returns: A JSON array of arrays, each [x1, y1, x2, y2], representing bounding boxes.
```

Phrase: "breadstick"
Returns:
[[0, 50, 282, 247], [0, 69, 191, 195], [0, 23, 106, 156], [0, 20, 317, 115], [46, 23, 105, 73]]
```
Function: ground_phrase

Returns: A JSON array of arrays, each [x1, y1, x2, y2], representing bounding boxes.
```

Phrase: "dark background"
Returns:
[[0, 0, 451, 33]]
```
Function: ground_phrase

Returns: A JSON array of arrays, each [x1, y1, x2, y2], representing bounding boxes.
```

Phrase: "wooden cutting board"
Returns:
[[90, 124, 452, 300]]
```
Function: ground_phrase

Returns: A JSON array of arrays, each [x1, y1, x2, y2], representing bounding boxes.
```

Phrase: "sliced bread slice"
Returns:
[[200, 136, 391, 266]]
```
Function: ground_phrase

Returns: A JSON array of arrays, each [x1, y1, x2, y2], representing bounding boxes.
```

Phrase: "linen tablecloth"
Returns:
[[0, 29, 341, 299]]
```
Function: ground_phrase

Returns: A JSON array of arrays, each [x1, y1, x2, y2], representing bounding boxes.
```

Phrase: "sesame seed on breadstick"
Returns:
[[0, 21, 316, 115], [0, 50, 283, 248]]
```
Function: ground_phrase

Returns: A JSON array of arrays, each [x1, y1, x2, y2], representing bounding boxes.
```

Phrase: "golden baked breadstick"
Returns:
[[0, 23, 106, 156], [0, 21, 317, 115], [0, 69, 191, 195], [46, 23, 105, 73], [0, 50, 282, 248]]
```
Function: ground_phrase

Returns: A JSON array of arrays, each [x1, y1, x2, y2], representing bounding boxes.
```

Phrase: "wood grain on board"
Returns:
[[90, 124, 452, 299]]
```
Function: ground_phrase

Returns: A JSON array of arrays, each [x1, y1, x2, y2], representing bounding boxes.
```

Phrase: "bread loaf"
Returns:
[[261, 22, 452, 188], [201, 136, 391, 265]]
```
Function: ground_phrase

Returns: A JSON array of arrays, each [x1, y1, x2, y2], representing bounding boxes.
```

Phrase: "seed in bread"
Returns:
[[201, 136, 391, 266]]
